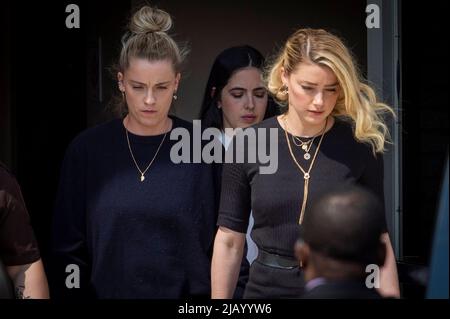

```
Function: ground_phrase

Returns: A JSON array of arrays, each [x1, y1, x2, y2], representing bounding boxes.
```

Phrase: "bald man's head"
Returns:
[[300, 186, 386, 265]]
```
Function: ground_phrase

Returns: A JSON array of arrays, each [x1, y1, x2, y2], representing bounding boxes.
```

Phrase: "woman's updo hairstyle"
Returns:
[[119, 5, 187, 73], [111, 5, 188, 116]]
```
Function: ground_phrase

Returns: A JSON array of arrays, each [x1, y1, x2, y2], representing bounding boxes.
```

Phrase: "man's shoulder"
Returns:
[[302, 280, 383, 299]]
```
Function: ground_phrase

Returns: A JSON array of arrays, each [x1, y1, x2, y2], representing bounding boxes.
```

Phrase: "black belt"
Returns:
[[256, 250, 299, 269]]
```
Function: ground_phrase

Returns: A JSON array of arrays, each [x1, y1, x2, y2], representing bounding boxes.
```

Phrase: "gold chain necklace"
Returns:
[[292, 135, 314, 149], [292, 135, 316, 160], [288, 122, 326, 160], [125, 120, 169, 182], [282, 115, 328, 224]]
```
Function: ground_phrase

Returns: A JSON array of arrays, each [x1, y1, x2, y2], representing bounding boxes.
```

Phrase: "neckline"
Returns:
[[120, 116, 177, 144], [275, 115, 337, 138]]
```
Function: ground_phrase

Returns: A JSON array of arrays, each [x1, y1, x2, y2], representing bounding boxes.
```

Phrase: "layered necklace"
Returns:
[[291, 129, 322, 161], [125, 118, 169, 182], [282, 115, 328, 224]]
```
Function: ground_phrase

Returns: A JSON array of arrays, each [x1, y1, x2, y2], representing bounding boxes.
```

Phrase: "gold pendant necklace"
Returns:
[[288, 121, 327, 161], [282, 115, 328, 224], [125, 120, 169, 182]]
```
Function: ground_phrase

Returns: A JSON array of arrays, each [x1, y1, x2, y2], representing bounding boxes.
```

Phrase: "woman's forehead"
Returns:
[[124, 57, 176, 81], [227, 67, 264, 87], [291, 62, 337, 85]]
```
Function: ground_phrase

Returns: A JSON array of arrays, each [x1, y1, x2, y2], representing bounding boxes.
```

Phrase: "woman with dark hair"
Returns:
[[200, 46, 279, 298], [200, 45, 279, 137]]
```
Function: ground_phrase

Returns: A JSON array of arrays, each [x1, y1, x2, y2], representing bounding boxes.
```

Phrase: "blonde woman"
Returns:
[[53, 5, 218, 298], [212, 28, 400, 298]]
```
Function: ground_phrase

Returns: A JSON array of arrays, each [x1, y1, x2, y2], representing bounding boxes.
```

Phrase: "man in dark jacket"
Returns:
[[296, 186, 387, 299]]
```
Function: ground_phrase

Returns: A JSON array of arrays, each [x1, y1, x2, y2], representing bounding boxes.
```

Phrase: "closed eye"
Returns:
[[254, 89, 267, 98]]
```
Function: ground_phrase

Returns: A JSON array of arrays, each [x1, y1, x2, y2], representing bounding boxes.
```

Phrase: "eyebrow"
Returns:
[[300, 80, 339, 87], [229, 86, 266, 91], [129, 80, 171, 86]]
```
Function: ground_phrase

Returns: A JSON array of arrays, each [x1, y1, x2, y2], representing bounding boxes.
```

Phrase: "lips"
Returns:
[[241, 114, 257, 123], [307, 110, 324, 115], [141, 109, 157, 115]]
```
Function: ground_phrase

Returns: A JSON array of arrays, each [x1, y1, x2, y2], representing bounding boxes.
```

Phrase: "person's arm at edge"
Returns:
[[361, 150, 400, 298], [6, 258, 49, 299], [211, 226, 245, 299], [378, 232, 400, 298]]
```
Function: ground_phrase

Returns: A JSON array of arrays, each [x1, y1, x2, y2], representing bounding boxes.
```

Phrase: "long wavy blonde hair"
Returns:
[[266, 28, 395, 154]]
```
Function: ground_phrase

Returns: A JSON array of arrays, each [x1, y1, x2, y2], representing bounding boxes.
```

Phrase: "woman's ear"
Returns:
[[117, 72, 124, 92], [280, 67, 288, 86], [212, 87, 222, 109], [174, 72, 181, 91]]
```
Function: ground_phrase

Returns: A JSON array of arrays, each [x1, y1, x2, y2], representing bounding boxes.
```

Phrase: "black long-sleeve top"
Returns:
[[52, 116, 219, 299]]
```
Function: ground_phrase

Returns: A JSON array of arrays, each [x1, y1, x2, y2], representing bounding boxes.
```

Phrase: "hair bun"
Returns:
[[129, 6, 172, 35]]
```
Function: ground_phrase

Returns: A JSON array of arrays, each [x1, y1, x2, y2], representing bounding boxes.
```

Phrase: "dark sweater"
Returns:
[[52, 116, 219, 299], [217, 116, 387, 298]]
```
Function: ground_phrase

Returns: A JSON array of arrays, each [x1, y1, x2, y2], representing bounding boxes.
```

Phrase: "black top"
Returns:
[[52, 116, 219, 299], [218, 116, 387, 258], [0, 162, 40, 266]]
